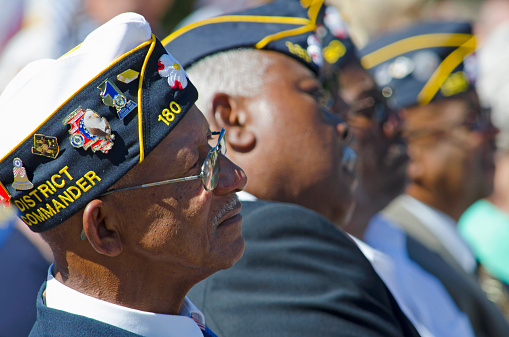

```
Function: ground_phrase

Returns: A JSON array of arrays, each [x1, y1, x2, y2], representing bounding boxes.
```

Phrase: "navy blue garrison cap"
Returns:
[[163, 0, 325, 75], [358, 21, 477, 109], [0, 13, 198, 232]]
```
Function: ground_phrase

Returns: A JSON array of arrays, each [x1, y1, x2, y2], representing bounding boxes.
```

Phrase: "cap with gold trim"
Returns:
[[358, 22, 477, 109], [162, 0, 325, 75], [0, 13, 198, 232]]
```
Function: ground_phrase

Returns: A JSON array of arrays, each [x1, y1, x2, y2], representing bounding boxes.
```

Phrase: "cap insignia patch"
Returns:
[[117, 69, 140, 84], [0, 182, 11, 207], [32, 134, 59, 159], [63, 107, 115, 153], [158, 54, 188, 89], [12, 158, 34, 191], [97, 79, 137, 120], [307, 34, 323, 66]]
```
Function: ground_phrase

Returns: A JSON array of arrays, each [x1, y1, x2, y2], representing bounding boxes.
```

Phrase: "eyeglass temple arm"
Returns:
[[101, 175, 202, 196]]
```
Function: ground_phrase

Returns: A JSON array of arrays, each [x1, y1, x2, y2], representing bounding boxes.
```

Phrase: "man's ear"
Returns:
[[82, 199, 122, 257], [211, 93, 255, 153]]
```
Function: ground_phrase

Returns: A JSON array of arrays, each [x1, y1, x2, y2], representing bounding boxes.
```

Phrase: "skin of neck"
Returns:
[[342, 190, 394, 239], [405, 182, 466, 222], [51, 243, 206, 315]]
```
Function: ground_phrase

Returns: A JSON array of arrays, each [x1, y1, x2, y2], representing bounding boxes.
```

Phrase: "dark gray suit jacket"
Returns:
[[383, 195, 509, 337], [188, 200, 420, 337], [30, 282, 217, 337]]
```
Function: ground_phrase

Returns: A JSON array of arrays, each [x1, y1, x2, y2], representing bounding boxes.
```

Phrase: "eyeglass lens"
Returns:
[[202, 130, 226, 191]]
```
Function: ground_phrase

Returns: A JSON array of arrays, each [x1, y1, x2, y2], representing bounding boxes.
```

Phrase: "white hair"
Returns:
[[186, 49, 273, 114]]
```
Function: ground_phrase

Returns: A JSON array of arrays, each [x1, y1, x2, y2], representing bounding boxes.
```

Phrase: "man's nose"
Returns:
[[324, 109, 350, 141], [214, 155, 248, 195]]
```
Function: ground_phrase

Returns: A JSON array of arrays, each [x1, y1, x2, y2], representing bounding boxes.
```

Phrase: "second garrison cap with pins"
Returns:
[[163, 0, 325, 75]]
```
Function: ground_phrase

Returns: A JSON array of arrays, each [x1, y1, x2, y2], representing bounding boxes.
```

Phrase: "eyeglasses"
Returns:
[[102, 128, 227, 196]]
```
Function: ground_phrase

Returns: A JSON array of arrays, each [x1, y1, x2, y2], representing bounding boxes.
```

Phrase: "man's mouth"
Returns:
[[212, 195, 242, 228]]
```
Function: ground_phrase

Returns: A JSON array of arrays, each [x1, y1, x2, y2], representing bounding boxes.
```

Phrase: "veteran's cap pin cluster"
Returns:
[[0, 13, 198, 232]]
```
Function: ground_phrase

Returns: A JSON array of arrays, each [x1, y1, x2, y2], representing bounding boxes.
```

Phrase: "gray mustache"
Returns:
[[211, 195, 240, 227]]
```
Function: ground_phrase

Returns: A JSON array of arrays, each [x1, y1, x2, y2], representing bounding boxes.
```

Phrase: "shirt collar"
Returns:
[[237, 191, 258, 201], [44, 266, 206, 337], [400, 194, 477, 273]]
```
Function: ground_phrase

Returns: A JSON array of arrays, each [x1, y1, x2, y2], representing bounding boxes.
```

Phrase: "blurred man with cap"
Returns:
[[318, 8, 484, 337], [359, 21, 509, 337], [0, 12, 247, 337], [164, 1, 421, 336]]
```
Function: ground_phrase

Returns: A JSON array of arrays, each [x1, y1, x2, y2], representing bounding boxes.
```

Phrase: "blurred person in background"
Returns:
[[0, 0, 23, 53], [0, 206, 52, 337], [329, 0, 483, 48], [177, 0, 270, 27], [0, 1, 54, 335], [359, 21, 509, 336], [319, 7, 479, 337], [458, 0, 509, 318], [0, 0, 177, 93]]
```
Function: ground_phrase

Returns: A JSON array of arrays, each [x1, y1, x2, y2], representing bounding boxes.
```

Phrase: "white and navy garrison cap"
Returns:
[[358, 21, 477, 110], [0, 13, 198, 232]]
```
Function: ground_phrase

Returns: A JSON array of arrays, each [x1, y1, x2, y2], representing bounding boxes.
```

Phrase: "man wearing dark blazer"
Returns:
[[164, 1, 420, 336]]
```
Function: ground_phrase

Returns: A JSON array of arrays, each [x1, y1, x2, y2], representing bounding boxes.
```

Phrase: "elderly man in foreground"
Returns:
[[0, 12, 247, 337]]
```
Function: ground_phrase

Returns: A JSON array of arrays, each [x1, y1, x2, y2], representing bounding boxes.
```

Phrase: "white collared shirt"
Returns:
[[45, 267, 206, 337], [364, 215, 475, 337], [398, 195, 477, 274], [237, 190, 257, 201]]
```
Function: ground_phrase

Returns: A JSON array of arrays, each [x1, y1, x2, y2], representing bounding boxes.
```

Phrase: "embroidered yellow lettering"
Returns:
[[66, 186, 82, 200], [36, 209, 48, 222], [15, 200, 26, 212], [58, 191, 74, 207], [52, 199, 66, 213], [21, 215, 33, 226], [59, 166, 73, 181], [38, 184, 54, 198], [84, 171, 101, 186], [23, 195, 36, 208], [158, 102, 182, 126], [51, 174, 66, 189], [76, 177, 92, 193], [41, 204, 56, 218], [25, 213, 38, 225], [29, 190, 42, 202], [18, 170, 101, 224], [32, 210, 47, 223], [46, 180, 57, 192]]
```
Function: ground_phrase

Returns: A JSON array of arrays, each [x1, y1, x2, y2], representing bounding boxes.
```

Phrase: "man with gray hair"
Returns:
[[165, 1, 421, 336]]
